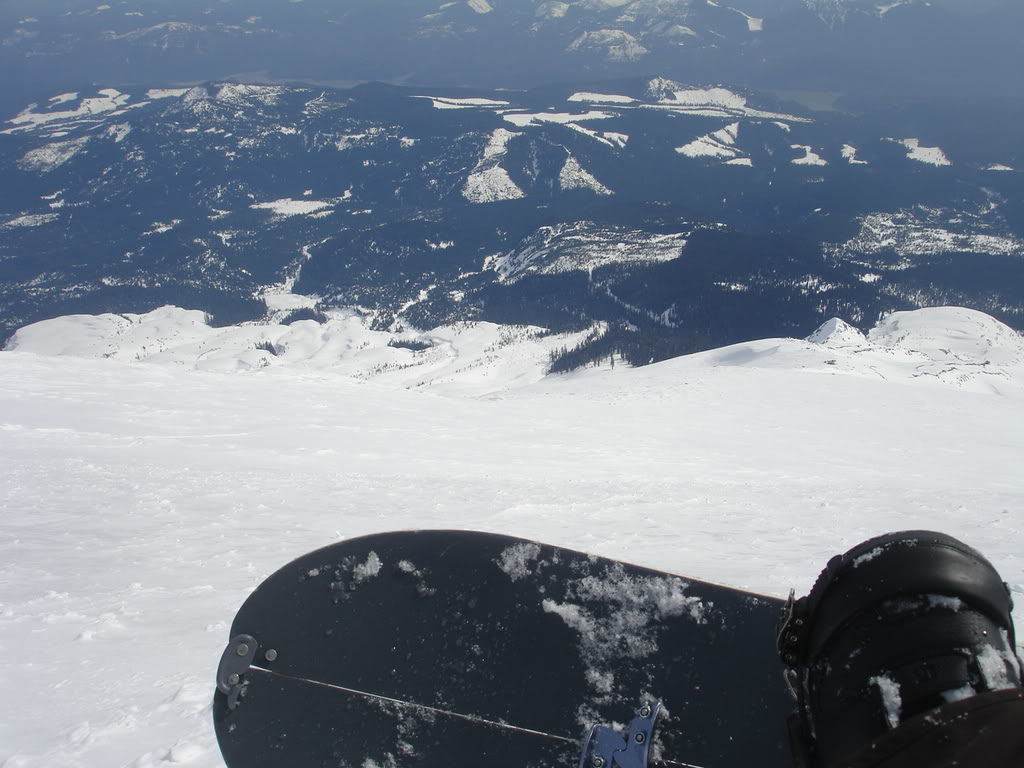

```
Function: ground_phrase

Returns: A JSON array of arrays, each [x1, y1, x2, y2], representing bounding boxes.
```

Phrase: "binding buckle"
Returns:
[[216, 634, 259, 710], [578, 701, 663, 768]]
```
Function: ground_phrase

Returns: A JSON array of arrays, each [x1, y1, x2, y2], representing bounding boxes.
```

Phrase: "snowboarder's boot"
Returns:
[[778, 531, 1022, 767]]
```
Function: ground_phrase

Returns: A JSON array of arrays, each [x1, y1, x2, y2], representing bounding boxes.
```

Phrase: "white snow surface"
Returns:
[[676, 122, 741, 160], [791, 145, 828, 166], [838, 208, 1023, 258], [463, 129, 525, 203], [889, 138, 952, 167], [0, 213, 61, 230], [870, 675, 903, 729], [2, 88, 132, 135], [413, 96, 511, 110], [3, 305, 1024, 767], [806, 317, 866, 346], [146, 88, 189, 100], [250, 198, 335, 218], [4, 306, 595, 395], [559, 155, 613, 195], [842, 144, 868, 165], [567, 30, 649, 62], [503, 110, 615, 128], [18, 137, 91, 172], [644, 78, 811, 123]]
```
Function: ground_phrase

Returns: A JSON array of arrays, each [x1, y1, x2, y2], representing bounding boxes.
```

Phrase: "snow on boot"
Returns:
[[778, 531, 1022, 767]]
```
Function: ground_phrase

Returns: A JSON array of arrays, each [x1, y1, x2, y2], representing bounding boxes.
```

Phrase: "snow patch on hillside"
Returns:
[[464, 165, 524, 204], [489, 222, 688, 281], [559, 155, 613, 195], [537, 1, 571, 18], [888, 138, 951, 167], [676, 122, 742, 160], [2, 88, 131, 135], [791, 144, 827, 166], [645, 78, 811, 123], [414, 95, 511, 110], [146, 88, 189, 100], [463, 129, 525, 204], [18, 137, 91, 172], [836, 207, 1023, 258], [250, 198, 334, 218], [727, 7, 764, 31], [503, 111, 615, 128], [563, 123, 629, 149], [215, 84, 287, 107], [568, 92, 638, 104], [568, 30, 649, 62], [105, 123, 131, 143], [842, 144, 868, 165], [0, 213, 61, 230]]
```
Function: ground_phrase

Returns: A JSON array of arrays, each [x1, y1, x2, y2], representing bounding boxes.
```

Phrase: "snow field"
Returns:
[[1, 306, 1024, 766]]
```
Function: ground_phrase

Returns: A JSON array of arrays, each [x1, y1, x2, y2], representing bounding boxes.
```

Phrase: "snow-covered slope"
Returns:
[[679, 307, 1024, 395], [1, 305, 1023, 767], [9, 305, 1022, 396], [4, 306, 597, 397]]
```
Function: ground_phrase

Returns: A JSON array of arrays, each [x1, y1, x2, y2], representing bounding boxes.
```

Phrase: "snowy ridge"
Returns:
[[806, 317, 866, 346], [487, 222, 689, 282], [789, 308, 1024, 394], [835, 206, 1023, 258], [4, 306, 596, 396], [567, 29, 649, 62], [644, 78, 811, 123], [487, 306, 1024, 396]]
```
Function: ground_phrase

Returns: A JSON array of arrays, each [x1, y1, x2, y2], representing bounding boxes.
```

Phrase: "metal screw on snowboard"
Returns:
[[578, 701, 663, 768], [217, 634, 259, 710]]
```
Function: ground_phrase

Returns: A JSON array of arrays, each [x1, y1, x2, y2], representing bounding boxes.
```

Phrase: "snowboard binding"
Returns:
[[777, 531, 1022, 767], [217, 633, 276, 710], [578, 701, 663, 768]]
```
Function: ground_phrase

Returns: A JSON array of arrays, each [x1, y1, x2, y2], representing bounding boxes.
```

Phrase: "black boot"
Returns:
[[778, 531, 1022, 767]]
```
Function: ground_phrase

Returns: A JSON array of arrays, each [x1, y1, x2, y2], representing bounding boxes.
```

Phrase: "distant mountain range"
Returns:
[[2, 78, 1021, 367], [2, 1, 1020, 117]]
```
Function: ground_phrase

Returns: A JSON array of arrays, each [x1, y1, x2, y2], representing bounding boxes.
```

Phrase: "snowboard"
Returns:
[[213, 530, 795, 768]]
